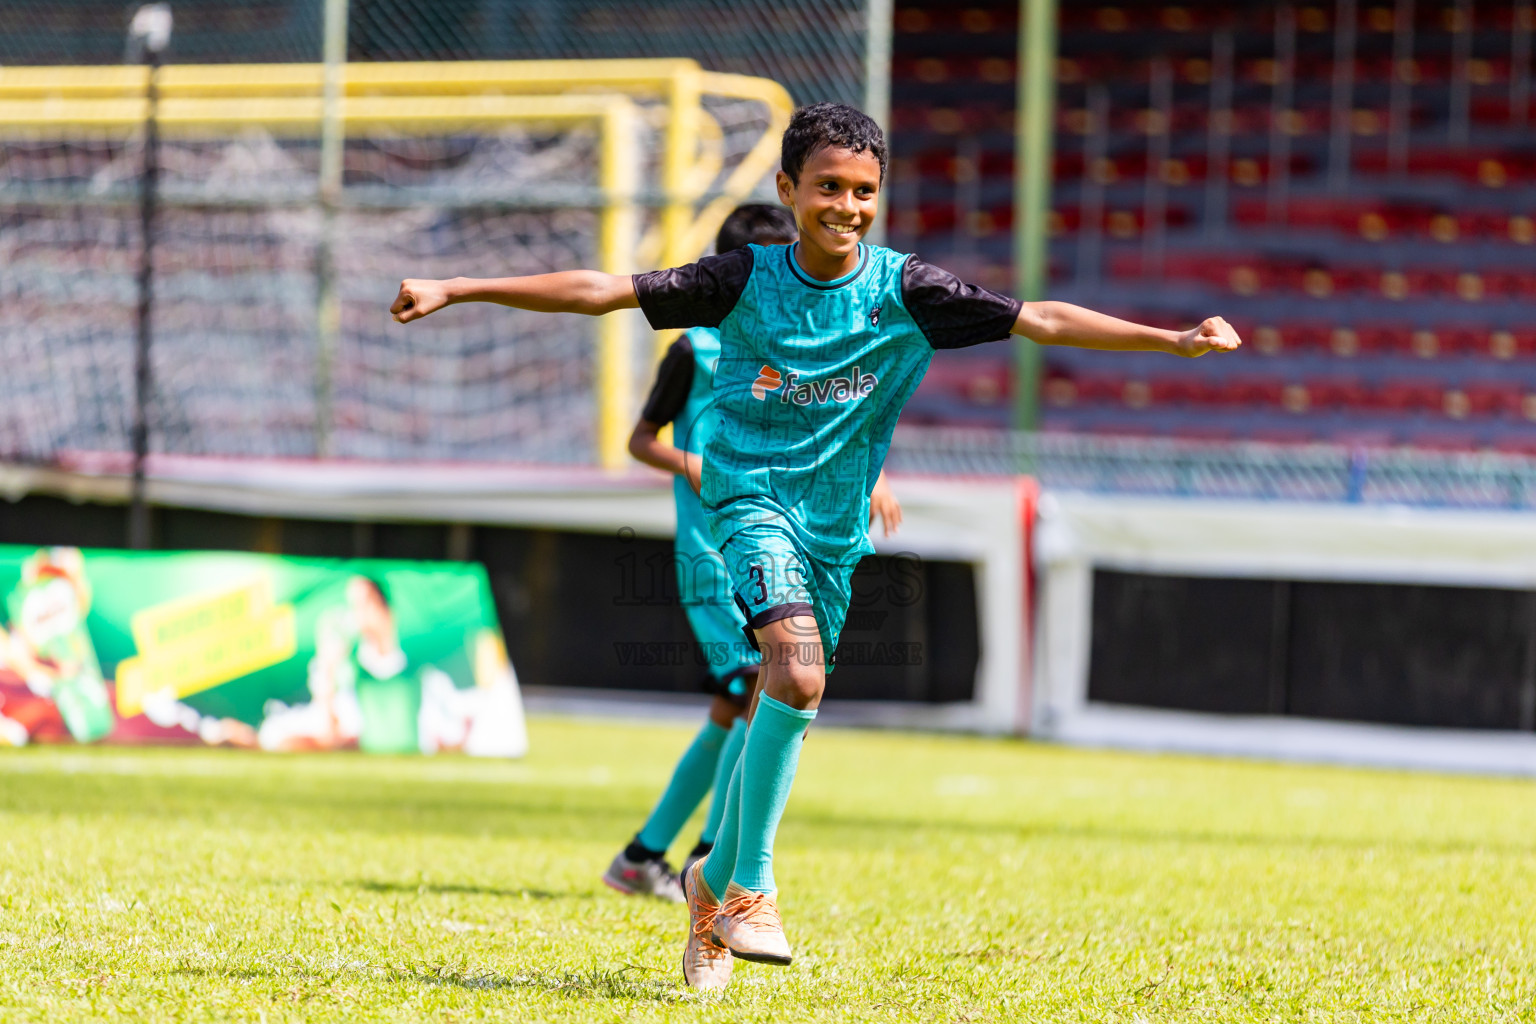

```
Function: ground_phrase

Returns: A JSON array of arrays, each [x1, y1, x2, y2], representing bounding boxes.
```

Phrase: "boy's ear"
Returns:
[[775, 170, 796, 207]]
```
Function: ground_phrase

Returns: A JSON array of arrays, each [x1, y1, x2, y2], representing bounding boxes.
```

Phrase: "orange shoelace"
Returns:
[[720, 891, 781, 931], [691, 897, 728, 956]]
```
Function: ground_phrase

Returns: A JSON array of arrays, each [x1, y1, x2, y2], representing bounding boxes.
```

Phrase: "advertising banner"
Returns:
[[0, 545, 526, 756]]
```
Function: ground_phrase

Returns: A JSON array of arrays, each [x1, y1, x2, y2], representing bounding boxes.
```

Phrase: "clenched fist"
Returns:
[[1172, 316, 1243, 358], [391, 279, 453, 323]]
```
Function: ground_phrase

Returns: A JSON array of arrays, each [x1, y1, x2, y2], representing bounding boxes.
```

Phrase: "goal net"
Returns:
[[0, 62, 789, 467]]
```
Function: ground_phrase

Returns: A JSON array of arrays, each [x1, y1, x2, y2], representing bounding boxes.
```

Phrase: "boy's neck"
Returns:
[[791, 240, 862, 282]]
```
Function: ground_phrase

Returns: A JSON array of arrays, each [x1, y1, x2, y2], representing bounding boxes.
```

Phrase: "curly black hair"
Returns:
[[780, 102, 887, 185], [715, 203, 797, 253]]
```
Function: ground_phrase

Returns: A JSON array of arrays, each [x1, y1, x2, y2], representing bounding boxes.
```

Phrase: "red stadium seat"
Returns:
[[917, 204, 957, 233], [1503, 215, 1535, 244], [1325, 325, 1377, 358], [1487, 329, 1536, 360], [1307, 378, 1369, 410], [1437, 326, 1486, 356], [1403, 268, 1457, 298], [1075, 374, 1125, 404], [1374, 379, 1443, 413], [1219, 377, 1285, 406], [1285, 323, 1332, 353], [1396, 328, 1448, 359], [1464, 382, 1523, 417]]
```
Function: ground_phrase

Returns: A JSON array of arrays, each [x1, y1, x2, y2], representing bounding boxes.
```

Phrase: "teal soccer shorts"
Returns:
[[717, 519, 856, 671]]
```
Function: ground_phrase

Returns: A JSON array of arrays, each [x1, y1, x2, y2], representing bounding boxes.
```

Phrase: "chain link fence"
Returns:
[[0, 0, 868, 469], [888, 426, 1536, 510]]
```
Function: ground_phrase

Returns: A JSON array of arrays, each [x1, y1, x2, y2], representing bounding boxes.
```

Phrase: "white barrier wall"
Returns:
[[1032, 491, 1536, 774], [0, 459, 1034, 734]]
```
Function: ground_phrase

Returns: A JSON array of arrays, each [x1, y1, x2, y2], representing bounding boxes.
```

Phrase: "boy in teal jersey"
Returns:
[[390, 102, 1241, 990], [602, 204, 903, 903]]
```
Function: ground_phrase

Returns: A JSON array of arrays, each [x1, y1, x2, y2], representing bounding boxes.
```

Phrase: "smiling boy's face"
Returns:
[[776, 145, 882, 270]]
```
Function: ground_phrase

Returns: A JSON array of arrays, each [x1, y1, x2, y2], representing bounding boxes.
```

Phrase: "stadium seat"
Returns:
[[1486, 329, 1536, 360], [1218, 377, 1285, 407], [1150, 378, 1221, 406], [1464, 382, 1523, 417], [1438, 326, 1486, 356], [1074, 374, 1125, 404], [892, 0, 1535, 445], [1373, 379, 1444, 413], [1306, 378, 1369, 410]]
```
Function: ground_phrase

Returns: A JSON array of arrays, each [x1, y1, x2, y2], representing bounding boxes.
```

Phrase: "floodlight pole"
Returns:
[[314, 0, 348, 458], [127, 3, 172, 551], [864, 0, 894, 245], [1012, 0, 1057, 433]]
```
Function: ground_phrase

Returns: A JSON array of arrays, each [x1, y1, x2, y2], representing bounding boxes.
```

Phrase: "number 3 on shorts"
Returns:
[[748, 564, 767, 605]]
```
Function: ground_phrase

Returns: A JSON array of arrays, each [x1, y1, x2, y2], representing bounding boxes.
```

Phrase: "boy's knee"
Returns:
[[755, 615, 826, 709], [708, 694, 744, 728], [765, 660, 824, 710]]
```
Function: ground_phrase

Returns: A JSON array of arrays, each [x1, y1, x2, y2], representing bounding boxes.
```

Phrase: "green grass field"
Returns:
[[1, 716, 1534, 1022]]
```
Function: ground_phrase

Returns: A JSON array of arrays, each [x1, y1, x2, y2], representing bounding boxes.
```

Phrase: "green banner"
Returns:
[[0, 545, 526, 756]]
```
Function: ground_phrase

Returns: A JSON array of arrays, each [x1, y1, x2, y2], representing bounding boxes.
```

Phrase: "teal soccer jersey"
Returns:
[[640, 327, 760, 695], [634, 242, 1020, 654]]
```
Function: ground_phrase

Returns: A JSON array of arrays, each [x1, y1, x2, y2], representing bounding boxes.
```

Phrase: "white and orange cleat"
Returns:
[[711, 883, 792, 966], [681, 861, 734, 990]]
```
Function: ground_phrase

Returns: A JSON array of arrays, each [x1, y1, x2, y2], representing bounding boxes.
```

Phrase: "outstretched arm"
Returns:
[[628, 418, 702, 494], [1012, 302, 1242, 358], [391, 272, 639, 323]]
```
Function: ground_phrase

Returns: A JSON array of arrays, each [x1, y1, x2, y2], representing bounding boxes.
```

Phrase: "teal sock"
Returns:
[[700, 718, 747, 845], [729, 693, 816, 894], [636, 719, 729, 854], [700, 750, 743, 898]]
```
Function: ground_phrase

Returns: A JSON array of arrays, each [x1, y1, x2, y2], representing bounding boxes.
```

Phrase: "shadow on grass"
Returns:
[[344, 879, 592, 901], [170, 961, 686, 1004]]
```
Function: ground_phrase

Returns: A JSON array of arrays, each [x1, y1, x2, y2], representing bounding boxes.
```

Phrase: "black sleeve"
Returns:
[[632, 247, 754, 330], [900, 256, 1024, 350], [639, 336, 695, 426]]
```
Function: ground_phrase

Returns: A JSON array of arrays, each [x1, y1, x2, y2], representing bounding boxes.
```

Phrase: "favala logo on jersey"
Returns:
[[750, 364, 878, 405], [751, 365, 783, 400]]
